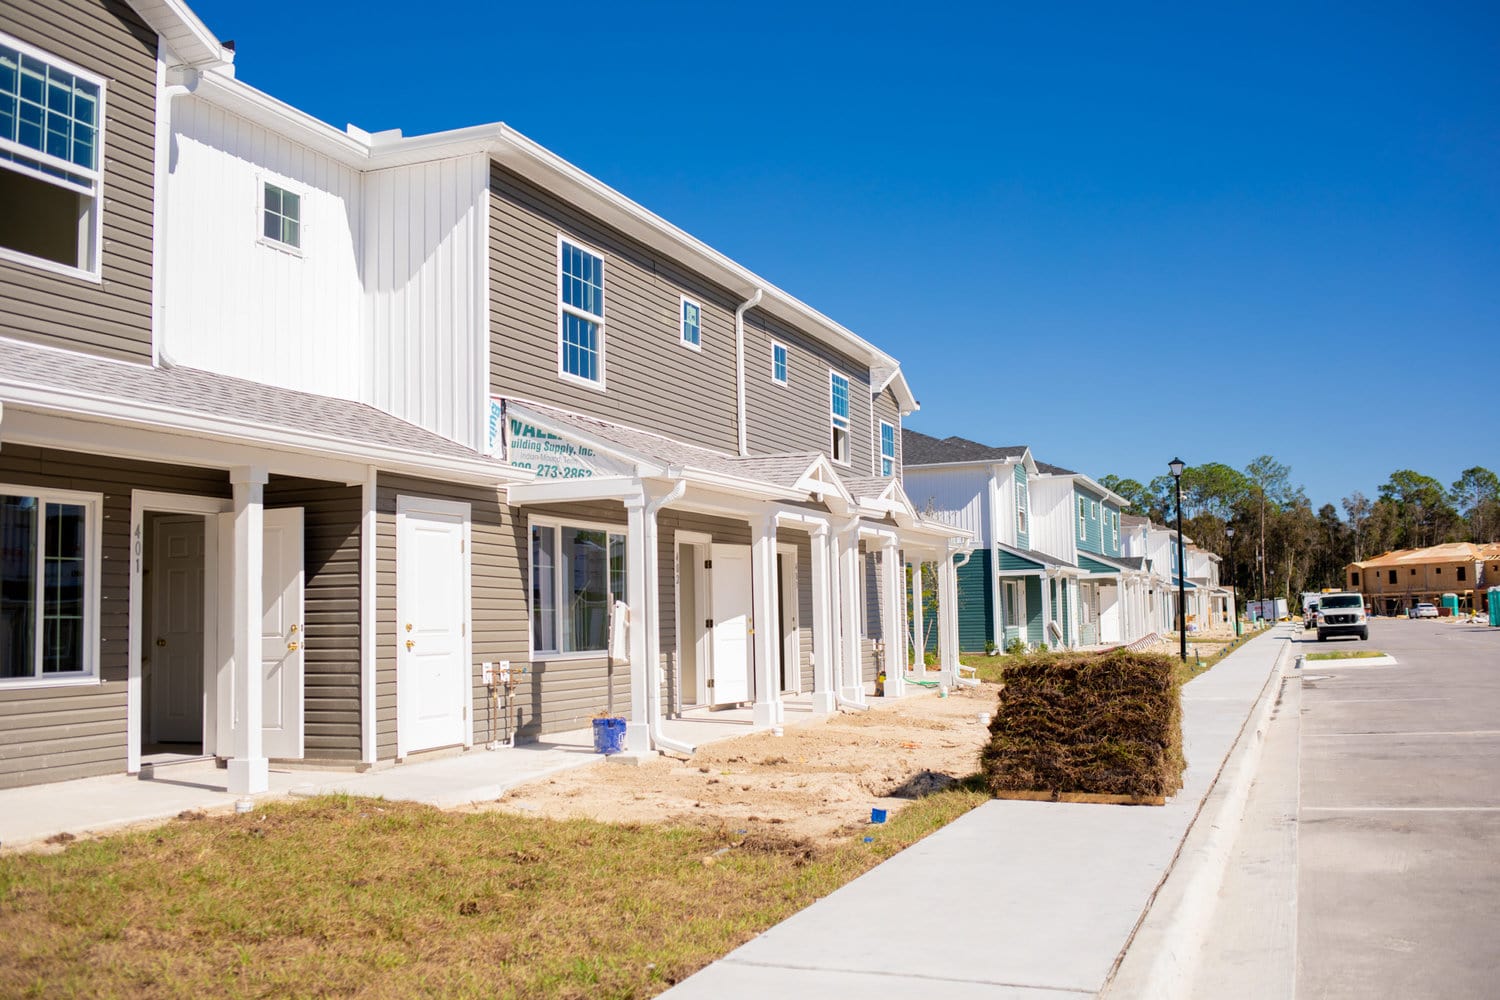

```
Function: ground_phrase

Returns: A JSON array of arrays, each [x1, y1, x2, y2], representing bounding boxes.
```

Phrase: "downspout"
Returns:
[[646, 479, 692, 755], [950, 547, 978, 687], [735, 288, 764, 456], [151, 65, 201, 369]]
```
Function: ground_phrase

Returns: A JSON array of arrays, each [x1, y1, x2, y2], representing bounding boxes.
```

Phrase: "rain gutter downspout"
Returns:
[[151, 66, 201, 369], [735, 288, 764, 456], [950, 546, 978, 687], [646, 479, 692, 754]]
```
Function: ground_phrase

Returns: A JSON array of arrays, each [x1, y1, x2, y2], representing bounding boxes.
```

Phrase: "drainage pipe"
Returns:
[[950, 547, 978, 687], [151, 67, 200, 368], [735, 288, 764, 456], [645, 480, 693, 755]]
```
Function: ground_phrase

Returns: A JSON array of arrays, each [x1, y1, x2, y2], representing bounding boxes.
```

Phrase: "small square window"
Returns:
[[771, 342, 789, 385], [680, 296, 701, 350], [262, 182, 301, 249]]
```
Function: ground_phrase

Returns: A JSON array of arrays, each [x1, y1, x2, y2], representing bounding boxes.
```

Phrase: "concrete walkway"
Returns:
[[664, 627, 1294, 999]]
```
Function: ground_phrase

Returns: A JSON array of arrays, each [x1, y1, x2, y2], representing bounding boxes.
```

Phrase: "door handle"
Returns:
[[156, 638, 167, 648], [287, 641, 300, 651]]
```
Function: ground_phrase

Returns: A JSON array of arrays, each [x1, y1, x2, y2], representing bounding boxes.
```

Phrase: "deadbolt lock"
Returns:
[[156, 638, 167, 648], [287, 641, 300, 652], [290, 624, 300, 633], [405, 623, 413, 632], [405, 639, 416, 651]]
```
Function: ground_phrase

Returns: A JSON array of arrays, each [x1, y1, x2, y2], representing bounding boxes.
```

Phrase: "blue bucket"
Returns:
[[592, 717, 627, 755], [870, 808, 888, 824]]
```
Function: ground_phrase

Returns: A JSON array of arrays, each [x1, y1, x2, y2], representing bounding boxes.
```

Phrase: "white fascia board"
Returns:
[[507, 476, 642, 506], [793, 454, 856, 507], [668, 466, 802, 502], [871, 365, 919, 414], [192, 70, 369, 165], [0, 383, 528, 487], [130, 0, 230, 67]]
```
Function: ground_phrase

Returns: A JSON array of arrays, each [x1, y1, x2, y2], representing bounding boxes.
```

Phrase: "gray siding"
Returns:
[[744, 310, 876, 475], [873, 388, 902, 478], [0, 0, 157, 361], [0, 445, 229, 789], [264, 478, 361, 762], [489, 165, 740, 452]]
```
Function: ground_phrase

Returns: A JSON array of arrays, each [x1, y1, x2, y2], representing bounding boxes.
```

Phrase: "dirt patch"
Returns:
[[479, 684, 1000, 847]]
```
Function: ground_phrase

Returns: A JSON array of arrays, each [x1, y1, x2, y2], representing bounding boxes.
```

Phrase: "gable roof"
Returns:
[[901, 428, 1029, 467]]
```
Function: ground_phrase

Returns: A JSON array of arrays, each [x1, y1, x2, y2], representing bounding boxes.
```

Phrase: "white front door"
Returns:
[[260, 507, 305, 759], [398, 499, 470, 754], [709, 543, 753, 705], [149, 516, 205, 743]]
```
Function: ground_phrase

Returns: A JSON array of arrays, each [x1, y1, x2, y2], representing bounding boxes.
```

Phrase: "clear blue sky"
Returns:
[[192, 1, 1499, 510]]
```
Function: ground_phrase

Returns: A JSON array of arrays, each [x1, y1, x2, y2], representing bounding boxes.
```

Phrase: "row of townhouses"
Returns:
[[0, 0, 1228, 795], [0, 0, 975, 793], [902, 433, 1234, 652]]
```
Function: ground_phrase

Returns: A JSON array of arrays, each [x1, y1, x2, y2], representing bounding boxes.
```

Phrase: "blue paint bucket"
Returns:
[[870, 808, 887, 824]]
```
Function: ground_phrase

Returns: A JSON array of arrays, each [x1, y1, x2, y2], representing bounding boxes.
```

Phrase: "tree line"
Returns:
[[1099, 461, 1500, 602]]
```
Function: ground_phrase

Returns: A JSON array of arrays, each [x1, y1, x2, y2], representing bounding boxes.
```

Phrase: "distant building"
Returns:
[[1347, 543, 1500, 614]]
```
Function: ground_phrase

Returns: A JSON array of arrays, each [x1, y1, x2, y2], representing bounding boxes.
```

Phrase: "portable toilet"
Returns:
[[1490, 587, 1500, 627], [1440, 593, 1459, 617]]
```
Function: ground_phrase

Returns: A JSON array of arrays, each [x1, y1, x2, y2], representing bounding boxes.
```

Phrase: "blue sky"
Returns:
[[191, 1, 1499, 509]]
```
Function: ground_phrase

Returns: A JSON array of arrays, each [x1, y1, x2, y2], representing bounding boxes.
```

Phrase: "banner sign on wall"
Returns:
[[488, 399, 634, 480]]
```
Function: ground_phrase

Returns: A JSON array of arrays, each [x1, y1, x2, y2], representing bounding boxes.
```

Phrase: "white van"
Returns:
[[1316, 592, 1369, 641]]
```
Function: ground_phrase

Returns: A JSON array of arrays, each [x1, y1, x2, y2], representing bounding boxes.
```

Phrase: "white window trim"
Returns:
[[770, 340, 789, 386], [526, 512, 627, 660], [0, 30, 107, 284], [678, 294, 702, 352], [0, 483, 103, 688], [1078, 496, 1088, 539], [256, 176, 305, 257], [555, 232, 608, 392], [879, 420, 896, 477], [829, 369, 852, 467], [1016, 477, 1029, 536]]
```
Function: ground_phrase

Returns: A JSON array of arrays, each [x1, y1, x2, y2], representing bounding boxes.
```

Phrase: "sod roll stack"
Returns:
[[981, 650, 1185, 802]]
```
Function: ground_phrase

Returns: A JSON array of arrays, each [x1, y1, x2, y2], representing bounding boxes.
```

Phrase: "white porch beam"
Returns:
[[507, 475, 642, 505], [807, 522, 836, 714], [227, 465, 268, 795], [750, 513, 783, 727]]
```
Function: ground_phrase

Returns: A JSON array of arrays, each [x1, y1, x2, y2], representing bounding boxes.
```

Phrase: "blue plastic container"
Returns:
[[592, 717, 627, 755], [870, 808, 888, 824]]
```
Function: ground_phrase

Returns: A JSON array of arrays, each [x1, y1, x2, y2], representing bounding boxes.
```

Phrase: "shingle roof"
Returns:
[[0, 336, 498, 465], [998, 542, 1074, 570], [901, 428, 1027, 466], [507, 399, 824, 490], [840, 475, 894, 501], [1354, 543, 1488, 569], [1034, 460, 1078, 476], [1121, 514, 1152, 527]]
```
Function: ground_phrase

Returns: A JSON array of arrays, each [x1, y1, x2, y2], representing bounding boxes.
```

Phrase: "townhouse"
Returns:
[[0, 0, 968, 791], [901, 430, 1149, 652], [1349, 542, 1500, 615]]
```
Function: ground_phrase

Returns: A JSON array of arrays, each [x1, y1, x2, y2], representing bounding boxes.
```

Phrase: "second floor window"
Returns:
[[830, 371, 850, 464], [1078, 497, 1087, 539], [680, 296, 701, 350], [772, 342, 788, 385], [559, 238, 605, 387], [262, 182, 301, 249], [880, 421, 896, 477], [1016, 477, 1029, 536], [0, 36, 104, 276]]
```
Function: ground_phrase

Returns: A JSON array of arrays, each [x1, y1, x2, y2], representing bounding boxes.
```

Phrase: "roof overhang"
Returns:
[[131, 0, 233, 68]]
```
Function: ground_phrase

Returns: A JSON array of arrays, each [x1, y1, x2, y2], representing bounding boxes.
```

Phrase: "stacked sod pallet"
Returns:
[[981, 650, 1185, 804]]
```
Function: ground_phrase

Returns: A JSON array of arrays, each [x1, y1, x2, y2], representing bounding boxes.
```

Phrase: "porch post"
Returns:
[[751, 513, 783, 727], [937, 555, 957, 685], [882, 539, 905, 698], [228, 465, 268, 796], [808, 522, 836, 714], [623, 495, 651, 753], [1040, 573, 1053, 649], [910, 558, 925, 675], [840, 526, 864, 702]]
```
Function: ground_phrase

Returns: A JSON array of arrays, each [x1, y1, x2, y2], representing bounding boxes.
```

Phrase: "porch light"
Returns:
[[1169, 458, 1187, 662]]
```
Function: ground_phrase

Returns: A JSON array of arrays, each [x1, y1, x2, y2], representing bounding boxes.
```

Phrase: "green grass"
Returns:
[[0, 787, 989, 999], [1306, 649, 1387, 661]]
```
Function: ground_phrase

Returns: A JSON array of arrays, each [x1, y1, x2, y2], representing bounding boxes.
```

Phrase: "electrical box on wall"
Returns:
[[481, 662, 494, 685]]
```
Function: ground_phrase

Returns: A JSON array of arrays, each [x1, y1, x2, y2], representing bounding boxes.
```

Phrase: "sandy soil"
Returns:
[[479, 683, 1002, 846]]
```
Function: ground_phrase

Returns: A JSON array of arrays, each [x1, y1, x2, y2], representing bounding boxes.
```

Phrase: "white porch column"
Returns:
[[840, 526, 864, 702], [808, 522, 835, 714], [750, 513, 783, 727], [623, 495, 651, 753], [1040, 574, 1054, 649], [936, 556, 954, 685], [910, 558, 925, 674], [228, 466, 268, 796], [882, 539, 905, 698]]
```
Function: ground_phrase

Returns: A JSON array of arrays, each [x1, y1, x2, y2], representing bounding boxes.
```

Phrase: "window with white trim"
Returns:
[[771, 341, 788, 385], [1016, 476, 1029, 535], [530, 521, 627, 655], [679, 296, 701, 350], [558, 237, 605, 386], [880, 421, 896, 477], [1078, 496, 1087, 539], [1, 488, 98, 682], [1003, 579, 1022, 629], [0, 35, 104, 276], [829, 371, 851, 464], [261, 181, 301, 249]]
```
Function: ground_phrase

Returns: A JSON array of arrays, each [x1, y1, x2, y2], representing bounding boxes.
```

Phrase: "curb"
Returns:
[[1102, 628, 1294, 999]]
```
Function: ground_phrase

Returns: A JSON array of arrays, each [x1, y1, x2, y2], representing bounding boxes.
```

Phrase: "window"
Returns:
[[1435, 566, 1442, 575], [1078, 497, 1087, 539], [1458, 566, 1467, 581], [880, 421, 896, 477], [1350, 572, 1360, 587], [679, 296, 701, 350], [1003, 580, 1021, 628], [1, 488, 97, 683], [0, 35, 105, 276], [771, 341, 789, 385], [530, 521, 626, 655], [261, 181, 301, 249], [829, 371, 850, 464], [1388, 569, 1397, 584], [1016, 477, 1029, 535], [1411, 568, 1416, 576], [558, 237, 605, 387]]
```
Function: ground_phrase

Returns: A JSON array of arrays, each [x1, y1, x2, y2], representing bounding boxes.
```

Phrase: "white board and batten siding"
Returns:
[[1028, 476, 1077, 565], [903, 467, 991, 544], [162, 98, 489, 450]]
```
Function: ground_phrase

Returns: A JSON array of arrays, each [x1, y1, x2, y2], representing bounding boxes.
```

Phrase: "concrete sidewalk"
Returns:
[[664, 627, 1293, 999]]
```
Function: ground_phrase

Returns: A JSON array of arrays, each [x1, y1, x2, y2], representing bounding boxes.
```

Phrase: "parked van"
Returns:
[[1317, 593, 1369, 641]]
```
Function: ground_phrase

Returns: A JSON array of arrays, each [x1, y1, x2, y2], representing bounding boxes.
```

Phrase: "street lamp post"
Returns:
[[1226, 525, 1239, 636], [1169, 458, 1187, 662]]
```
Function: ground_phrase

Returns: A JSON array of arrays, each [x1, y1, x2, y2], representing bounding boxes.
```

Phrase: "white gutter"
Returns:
[[950, 546, 978, 687], [645, 480, 693, 755], [734, 288, 763, 456], [150, 64, 200, 368]]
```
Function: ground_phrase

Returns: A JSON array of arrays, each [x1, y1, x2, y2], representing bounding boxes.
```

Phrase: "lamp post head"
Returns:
[[1226, 526, 1235, 539], [1168, 457, 1185, 478]]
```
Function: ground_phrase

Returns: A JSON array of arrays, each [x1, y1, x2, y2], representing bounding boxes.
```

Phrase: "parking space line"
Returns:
[[1303, 806, 1500, 813]]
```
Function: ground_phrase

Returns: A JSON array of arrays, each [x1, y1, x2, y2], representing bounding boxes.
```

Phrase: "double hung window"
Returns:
[[829, 372, 850, 464], [771, 342, 789, 385], [1, 489, 97, 683], [530, 521, 626, 655], [0, 35, 105, 276], [558, 237, 605, 387], [880, 421, 896, 477], [1016, 477, 1029, 536], [680, 296, 701, 350]]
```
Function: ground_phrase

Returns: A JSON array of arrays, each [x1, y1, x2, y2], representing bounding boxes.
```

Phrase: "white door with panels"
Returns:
[[709, 543, 753, 705], [398, 498, 470, 755], [260, 507, 305, 759], [149, 516, 206, 743]]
